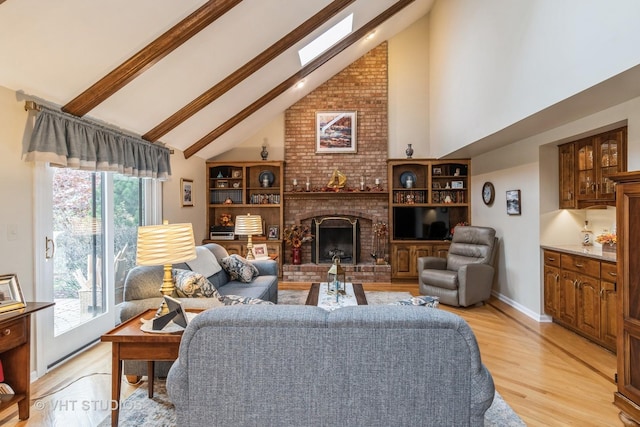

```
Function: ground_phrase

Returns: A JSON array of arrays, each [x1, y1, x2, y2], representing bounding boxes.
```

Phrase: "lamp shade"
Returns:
[[234, 214, 263, 236], [136, 222, 197, 266]]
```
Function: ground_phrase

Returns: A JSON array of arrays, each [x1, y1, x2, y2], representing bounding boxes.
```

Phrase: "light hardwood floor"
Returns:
[[0, 282, 622, 426]]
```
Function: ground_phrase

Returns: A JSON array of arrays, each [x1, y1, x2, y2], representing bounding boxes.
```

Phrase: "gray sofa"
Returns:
[[119, 242, 278, 377], [167, 304, 495, 427]]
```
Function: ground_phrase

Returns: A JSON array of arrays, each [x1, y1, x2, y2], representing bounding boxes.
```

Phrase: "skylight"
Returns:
[[298, 13, 353, 66]]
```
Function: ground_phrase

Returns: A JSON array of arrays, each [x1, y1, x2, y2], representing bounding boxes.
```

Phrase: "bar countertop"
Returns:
[[540, 244, 617, 263]]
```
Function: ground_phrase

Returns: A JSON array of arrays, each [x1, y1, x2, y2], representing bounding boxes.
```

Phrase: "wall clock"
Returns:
[[482, 182, 495, 205]]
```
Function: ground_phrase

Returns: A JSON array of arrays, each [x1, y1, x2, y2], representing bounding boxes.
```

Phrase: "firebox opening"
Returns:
[[311, 217, 360, 264]]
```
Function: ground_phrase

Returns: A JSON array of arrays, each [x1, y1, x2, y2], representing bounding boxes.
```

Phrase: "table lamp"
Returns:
[[234, 213, 263, 260], [136, 220, 196, 315]]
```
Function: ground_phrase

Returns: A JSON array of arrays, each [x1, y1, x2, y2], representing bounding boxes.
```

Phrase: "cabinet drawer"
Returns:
[[543, 250, 561, 267], [601, 262, 618, 282], [561, 254, 600, 277], [0, 317, 27, 352]]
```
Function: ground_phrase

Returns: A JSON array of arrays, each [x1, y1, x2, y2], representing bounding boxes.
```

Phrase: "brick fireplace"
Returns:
[[282, 193, 390, 282], [282, 42, 391, 283]]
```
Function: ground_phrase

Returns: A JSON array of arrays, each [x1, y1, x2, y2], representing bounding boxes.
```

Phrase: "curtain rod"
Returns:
[[24, 100, 41, 111]]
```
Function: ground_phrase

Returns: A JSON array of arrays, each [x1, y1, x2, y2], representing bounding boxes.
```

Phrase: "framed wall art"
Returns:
[[181, 178, 194, 207], [506, 189, 521, 215], [316, 111, 357, 153], [252, 243, 269, 260], [268, 225, 279, 240], [0, 274, 25, 313]]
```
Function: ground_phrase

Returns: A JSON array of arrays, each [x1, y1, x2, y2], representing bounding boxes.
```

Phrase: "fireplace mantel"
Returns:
[[284, 191, 388, 200]]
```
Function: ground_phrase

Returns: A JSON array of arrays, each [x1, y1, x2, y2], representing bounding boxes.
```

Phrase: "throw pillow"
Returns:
[[220, 254, 259, 283], [185, 246, 222, 277], [222, 294, 275, 305], [173, 269, 222, 299], [390, 295, 439, 307]]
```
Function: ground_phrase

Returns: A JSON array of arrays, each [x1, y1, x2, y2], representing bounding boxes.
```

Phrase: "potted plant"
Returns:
[[595, 232, 617, 252], [283, 224, 313, 265]]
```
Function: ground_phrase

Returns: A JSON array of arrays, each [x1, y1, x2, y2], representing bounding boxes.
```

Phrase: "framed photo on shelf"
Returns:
[[181, 178, 194, 207], [232, 170, 242, 178], [506, 189, 521, 215], [451, 181, 464, 189], [316, 111, 357, 153], [252, 243, 269, 260], [267, 225, 279, 240], [432, 167, 442, 175], [0, 274, 25, 313]]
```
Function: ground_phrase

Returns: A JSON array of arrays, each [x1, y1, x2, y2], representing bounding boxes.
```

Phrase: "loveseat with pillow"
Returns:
[[118, 242, 278, 378], [167, 304, 495, 426]]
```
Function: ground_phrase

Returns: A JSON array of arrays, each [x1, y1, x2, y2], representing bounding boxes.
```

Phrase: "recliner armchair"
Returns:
[[418, 226, 498, 307]]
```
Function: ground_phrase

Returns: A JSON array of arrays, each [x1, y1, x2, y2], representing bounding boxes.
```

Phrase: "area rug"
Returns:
[[277, 288, 415, 305], [98, 381, 524, 426]]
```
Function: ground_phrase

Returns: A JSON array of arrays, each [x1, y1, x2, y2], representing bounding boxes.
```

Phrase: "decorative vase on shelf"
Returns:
[[405, 143, 414, 159], [260, 145, 269, 160], [291, 247, 302, 265]]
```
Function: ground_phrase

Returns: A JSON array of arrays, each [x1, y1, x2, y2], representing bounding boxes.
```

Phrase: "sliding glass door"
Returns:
[[35, 165, 159, 370]]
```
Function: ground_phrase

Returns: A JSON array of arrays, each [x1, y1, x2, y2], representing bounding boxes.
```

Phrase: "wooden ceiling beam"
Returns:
[[62, 0, 242, 117], [143, 0, 357, 142], [183, 0, 415, 159]]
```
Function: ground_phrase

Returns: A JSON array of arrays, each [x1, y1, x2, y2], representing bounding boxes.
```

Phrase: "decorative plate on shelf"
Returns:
[[399, 171, 417, 188], [258, 170, 275, 187]]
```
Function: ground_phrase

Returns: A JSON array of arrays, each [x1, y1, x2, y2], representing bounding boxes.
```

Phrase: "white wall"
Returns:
[[209, 113, 285, 162], [388, 14, 430, 158], [428, 0, 640, 156], [472, 138, 541, 317], [0, 85, 36, 300], [161, 147, 207, 243]]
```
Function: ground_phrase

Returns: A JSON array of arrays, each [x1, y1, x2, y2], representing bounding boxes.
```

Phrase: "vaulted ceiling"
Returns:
[[0, 0, 434, 159]]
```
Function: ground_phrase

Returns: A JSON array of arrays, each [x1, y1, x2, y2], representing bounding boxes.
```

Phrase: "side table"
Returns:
[[0, 302, 55, 420], [101, 309, 192, 427]]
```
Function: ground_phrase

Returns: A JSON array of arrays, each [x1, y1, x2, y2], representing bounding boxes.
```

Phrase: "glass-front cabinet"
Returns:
[[559, 126, 626, 208]]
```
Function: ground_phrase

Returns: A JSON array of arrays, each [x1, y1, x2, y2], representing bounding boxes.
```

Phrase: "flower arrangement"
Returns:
[[596, 232, 617, 246], [283, 224, 313, 248]]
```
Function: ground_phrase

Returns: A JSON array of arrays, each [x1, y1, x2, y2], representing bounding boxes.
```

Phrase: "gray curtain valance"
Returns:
[[24, 105, 171, 180]]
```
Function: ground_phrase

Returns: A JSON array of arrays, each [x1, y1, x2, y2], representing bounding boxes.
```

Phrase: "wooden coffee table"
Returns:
[[101, 309, 195, 427], [305, 282, 368, 306]]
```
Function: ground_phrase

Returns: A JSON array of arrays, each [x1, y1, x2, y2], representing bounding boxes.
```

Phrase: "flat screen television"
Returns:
[[393, 207, 450, 240]]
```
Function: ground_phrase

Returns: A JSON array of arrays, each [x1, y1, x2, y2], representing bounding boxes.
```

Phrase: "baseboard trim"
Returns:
[[491, 290, 550, 323]]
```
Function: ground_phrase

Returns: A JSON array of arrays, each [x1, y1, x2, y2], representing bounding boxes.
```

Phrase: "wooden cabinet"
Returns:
[[559, 143, 576, 208], [542, 249, 616, 351], [543, 250, 561, 317], [388, 159, 469, 280], [391, 243, 450, 279], [558, 127, 627, 208], [0, 303, 54, 420], [611, 171, 640, 425], [204, 161, 284, 276], [600, 261, 618, 350]]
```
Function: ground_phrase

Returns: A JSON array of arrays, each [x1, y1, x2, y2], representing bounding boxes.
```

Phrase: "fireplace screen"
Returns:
[[311, 217, 359, 264]]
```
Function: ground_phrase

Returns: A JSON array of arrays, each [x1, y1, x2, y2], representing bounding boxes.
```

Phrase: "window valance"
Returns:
[[24, 105, 171, 180]]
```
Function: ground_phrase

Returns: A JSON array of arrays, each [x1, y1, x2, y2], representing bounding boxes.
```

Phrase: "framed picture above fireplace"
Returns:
[[316, 111, 357, 153]]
